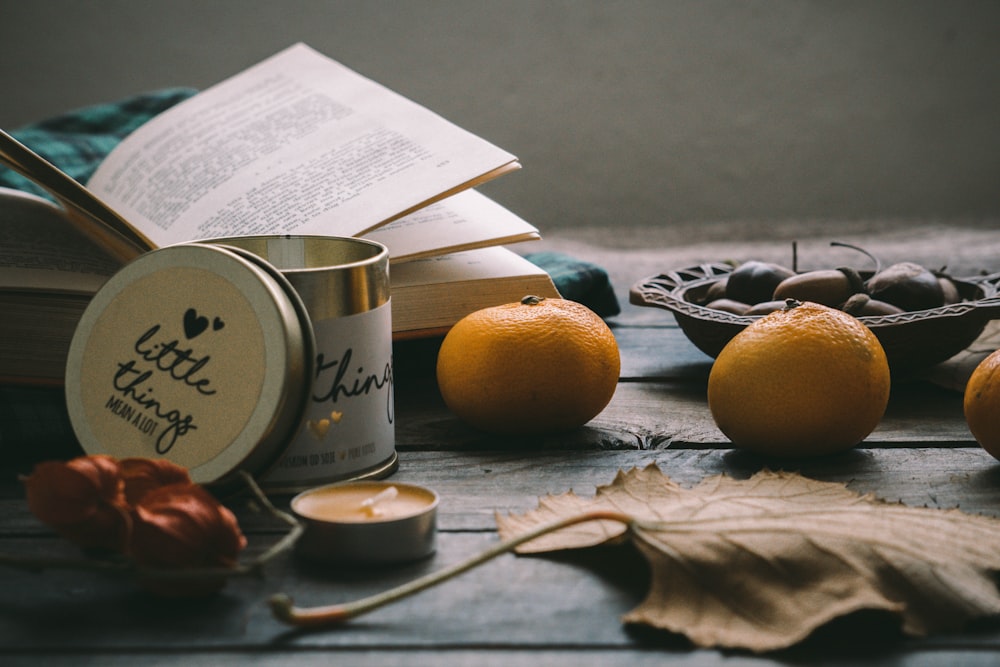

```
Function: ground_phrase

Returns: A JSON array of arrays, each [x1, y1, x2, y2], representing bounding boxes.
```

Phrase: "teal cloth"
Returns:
[[524, 251, 620, 317], [0, 88, 197, 199]]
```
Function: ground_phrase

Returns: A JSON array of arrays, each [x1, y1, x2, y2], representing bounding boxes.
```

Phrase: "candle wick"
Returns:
[[359, 486, 399, 517]]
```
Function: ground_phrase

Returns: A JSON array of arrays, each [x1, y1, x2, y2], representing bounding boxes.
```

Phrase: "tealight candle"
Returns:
[[291, 481, 438, 564]]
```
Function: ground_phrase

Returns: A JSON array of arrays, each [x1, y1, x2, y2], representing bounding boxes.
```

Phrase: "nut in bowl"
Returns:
[[630, 261, 1000, 372]]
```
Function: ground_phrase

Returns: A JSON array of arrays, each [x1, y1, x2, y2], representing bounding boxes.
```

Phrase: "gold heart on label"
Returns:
[[306, 419, 331, 439], [330, 411, 344, 424]]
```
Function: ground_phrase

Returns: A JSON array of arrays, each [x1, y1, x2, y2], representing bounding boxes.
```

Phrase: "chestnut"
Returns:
[[772, 267, 864, 308], [937, 275, 962, 305], [701, 278, 728, 305], [705, 298, 751, 315], [725, 261, 795, 306], [840, 293, 905, 317], [866, 262, 944, 312]]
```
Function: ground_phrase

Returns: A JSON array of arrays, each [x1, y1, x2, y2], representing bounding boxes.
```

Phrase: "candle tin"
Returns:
[[64, 236, 396, 490], [208, 236, 396, 493], [291, 481, 439, 564], [65, 243, 315, 487]]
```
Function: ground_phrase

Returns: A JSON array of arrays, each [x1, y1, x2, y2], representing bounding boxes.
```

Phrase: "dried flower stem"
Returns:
[[231, 471, 303, 577], [269, 509, 634, 628]]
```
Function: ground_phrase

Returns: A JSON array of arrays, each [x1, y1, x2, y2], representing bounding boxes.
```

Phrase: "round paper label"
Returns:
[[75, 267, 266, 469]]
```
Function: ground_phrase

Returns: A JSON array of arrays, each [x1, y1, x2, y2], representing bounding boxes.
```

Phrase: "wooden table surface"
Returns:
[[3, 227, 1000, 666]]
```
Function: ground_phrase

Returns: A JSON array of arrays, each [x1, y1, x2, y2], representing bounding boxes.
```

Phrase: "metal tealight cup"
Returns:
[[291, 481, 439, 564]]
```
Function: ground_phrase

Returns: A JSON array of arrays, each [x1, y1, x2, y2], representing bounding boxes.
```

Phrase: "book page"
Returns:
[[87, 43, 519, 248], [389, 246, 560, 335], [365, 189, 540, 262], [390, 246, 551, 287], [0, 194, 117, 294]]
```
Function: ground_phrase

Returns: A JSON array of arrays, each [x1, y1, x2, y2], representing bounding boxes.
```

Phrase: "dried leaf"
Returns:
[[495, 465, 1000, 652]]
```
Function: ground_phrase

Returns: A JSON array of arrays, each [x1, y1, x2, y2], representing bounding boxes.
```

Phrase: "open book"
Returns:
[[0, 43, 559, 384]]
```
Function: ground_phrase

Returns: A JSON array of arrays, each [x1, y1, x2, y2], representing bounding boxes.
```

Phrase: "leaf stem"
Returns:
[[269, 509, 633, 628]]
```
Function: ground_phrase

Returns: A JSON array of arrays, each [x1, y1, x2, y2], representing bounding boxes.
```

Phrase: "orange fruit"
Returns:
[[963, 348, 1000, 460], [436, 295, 620, 434], [707, 299, 891, 457]]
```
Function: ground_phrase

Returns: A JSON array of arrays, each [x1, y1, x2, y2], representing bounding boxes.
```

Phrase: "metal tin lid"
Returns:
[[65, 243, 315, 486]]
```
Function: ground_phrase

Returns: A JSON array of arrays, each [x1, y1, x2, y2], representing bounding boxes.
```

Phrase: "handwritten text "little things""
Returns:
[[106, 324, 216, 453]]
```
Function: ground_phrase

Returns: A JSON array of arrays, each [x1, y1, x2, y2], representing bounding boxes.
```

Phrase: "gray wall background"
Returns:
[[2, 1, 998, 234]]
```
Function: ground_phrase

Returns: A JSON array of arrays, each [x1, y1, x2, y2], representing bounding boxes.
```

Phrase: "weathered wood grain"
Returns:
[[5, 448, 998, 535], [0, 531, 642, 650], [4, 524, 1000, 660], [389, 448, 1000, 528], [395, 377, 975, 452], [6, 648, 1000, 667]]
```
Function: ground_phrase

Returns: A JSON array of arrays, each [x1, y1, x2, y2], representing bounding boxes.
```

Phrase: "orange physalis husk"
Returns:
[[22, 454, 131, 552], [120, 458, 192, 505], [129, 483, 247, 597]]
